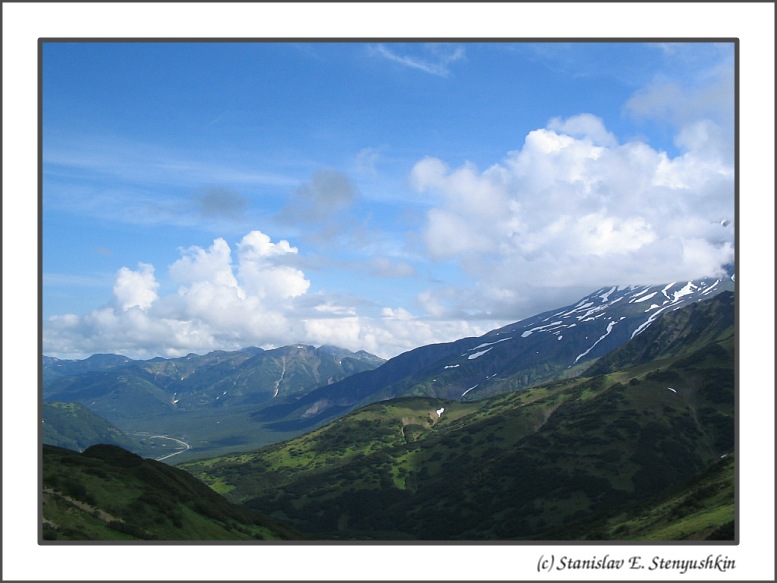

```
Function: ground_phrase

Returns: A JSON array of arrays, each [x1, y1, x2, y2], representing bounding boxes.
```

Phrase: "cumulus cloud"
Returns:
[[547, 113, 618, 148], [236, 231, 310, 300], [411, 112, 734, 319], [113, 263, 159, 311], [42, 229, 489, 360]]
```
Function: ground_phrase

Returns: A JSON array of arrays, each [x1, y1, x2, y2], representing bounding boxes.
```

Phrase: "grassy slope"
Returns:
[[539, 454, 735, 541], [182, 306, 734, 541], [42, 444, 299, 541], [43, 402, 141, 453]]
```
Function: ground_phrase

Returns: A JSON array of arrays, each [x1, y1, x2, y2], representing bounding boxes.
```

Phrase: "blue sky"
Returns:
[[42, 41, 735, 359]]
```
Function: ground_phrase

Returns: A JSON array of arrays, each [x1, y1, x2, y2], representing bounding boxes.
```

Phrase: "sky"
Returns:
[[41, 41, 736, 360]]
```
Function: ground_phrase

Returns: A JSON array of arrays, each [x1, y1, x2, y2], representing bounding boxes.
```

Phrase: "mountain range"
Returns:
[[43, 273, 733, 462], [43, 345, 385, 459], [42, 276, 735, 540]]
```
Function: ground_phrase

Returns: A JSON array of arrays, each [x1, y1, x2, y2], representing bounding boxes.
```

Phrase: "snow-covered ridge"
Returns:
[[431, 274, 731, 398]]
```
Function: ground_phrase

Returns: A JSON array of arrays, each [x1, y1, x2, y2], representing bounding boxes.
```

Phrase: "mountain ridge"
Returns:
[[256, 275, 734, 431]]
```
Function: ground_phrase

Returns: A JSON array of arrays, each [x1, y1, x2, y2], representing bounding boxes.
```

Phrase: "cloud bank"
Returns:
[[43, 230, 491, 360]]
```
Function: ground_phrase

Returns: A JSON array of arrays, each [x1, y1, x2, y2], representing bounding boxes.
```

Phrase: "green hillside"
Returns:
[[43, 402, 141, 453], [539, 454, 735, 541], [42, 444, 300, 541], [182, 293, 734, 541]]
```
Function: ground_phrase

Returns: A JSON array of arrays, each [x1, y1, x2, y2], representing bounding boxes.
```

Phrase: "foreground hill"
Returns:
[[182, 292, 734, 540], [542, 453, 735, 541], [42, 444, 299, 541], [43, 402, 143, 454]]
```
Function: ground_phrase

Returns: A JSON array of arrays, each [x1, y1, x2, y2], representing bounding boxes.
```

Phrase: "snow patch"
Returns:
[[561, 302, 593, 317], [444, 364, 460, 369], [574, 320, 618, 364], [627, 286, 653, 302], [667, 387, 677, 394], [468, 348, 493, 360], [436, 407, 445, 418], [521, 321, 562, 338], [701, 280, 720, 295], [672, 282, 696, 302], [469, 337, 512, 351], [632, 304, 673, 338], [461, 384, 478, 397], [599, 286, 617, 302], [633, 291, 658, 303]]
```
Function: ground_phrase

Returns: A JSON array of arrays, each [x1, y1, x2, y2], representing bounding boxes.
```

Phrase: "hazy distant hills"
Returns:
[[254, 275, 734, 432], [42, 444, 299, 541], [42, 345, 385, 459], [42, 353, 135, 385], [182, 291, 735, 540], [44, 344, 384, 419]]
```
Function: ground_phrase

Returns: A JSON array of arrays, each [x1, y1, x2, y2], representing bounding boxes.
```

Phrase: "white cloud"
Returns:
[[301, 312, 491, 360], [411, 112, 734, 319], [547, 113, 618, 148], [113, 263, 159, 311], [169, 238, 238, 289], [236, 231, 310, 300], [42, 229, 488, 360]]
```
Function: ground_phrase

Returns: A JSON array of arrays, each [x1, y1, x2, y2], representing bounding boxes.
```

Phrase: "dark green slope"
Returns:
[[183, 293, 734, 541], [537, 454, 735, 541], [42, 444, 300, 541], [585, 291, 734, 376], [43, 402, 141, 453]]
